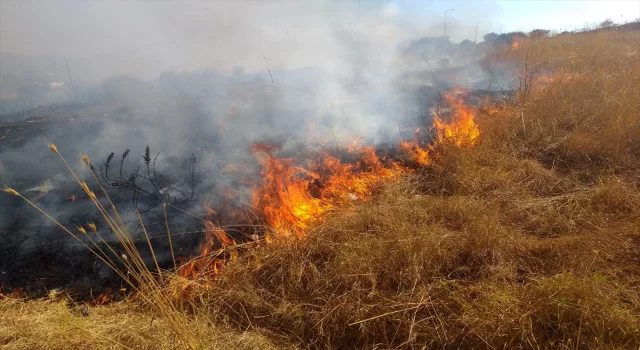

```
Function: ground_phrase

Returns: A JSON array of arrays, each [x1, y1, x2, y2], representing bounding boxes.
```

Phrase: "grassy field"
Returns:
[[2, 30, 640, 349]]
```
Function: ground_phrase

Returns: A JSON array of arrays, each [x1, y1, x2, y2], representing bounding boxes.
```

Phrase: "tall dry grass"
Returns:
[[482, 31, 640, 178], [195, 30, 640, 348], [3, 147, 210, 349], [0, 297, 290, 350], [2, 29, 640, 349]]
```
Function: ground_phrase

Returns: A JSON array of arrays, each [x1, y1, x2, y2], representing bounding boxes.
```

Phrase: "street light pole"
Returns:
[[444, 9, 455, 37], [475, 21, 483, 43]]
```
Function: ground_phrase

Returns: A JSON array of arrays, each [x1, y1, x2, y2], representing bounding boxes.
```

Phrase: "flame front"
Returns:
[[432, 90, 480, 148], [179, 88, 481, 278], [400, 128, 432, 166], [251, 143, 399, 237], [251, 143, 325, 237], [177, 202, 234, 278]]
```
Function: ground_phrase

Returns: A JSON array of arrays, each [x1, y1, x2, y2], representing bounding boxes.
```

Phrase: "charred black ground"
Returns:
[[0, 89, 508, 299], [0, 34, 517, 299]]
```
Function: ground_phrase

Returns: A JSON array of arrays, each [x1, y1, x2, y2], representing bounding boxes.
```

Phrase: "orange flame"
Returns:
[[202, 201, 235, 248], [432, 89, 480, 148], [94, 293, 112, 305], [399, 128, 432, 166], [249, 142, 401, 237], [511, 34, 524, 50], [179, 88, 480, 278], [176, 201, 236, 278]]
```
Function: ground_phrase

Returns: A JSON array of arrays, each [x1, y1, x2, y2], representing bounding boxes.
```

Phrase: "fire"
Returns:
[[399, 128, 432, 166], [94, 293, 112, 305], [251, 143, 325, 237], [179, 87, 480, 278], [432, 89, 480, 148], [511, 34, 524, 50], [250, 142, 399, 237], [202, 201, 235, 248], [176, 202, 234, 279]]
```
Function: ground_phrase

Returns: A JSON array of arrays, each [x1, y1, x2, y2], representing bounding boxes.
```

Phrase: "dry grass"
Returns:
[[3, 29, 640, 349], [0, 297, 290, 350], [202, 179, 640, 348], [198, 30, 640, 349], [482, 31, 640, 179]]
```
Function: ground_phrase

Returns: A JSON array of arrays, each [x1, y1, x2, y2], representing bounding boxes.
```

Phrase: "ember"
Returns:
[[93, 293, 112, 305]]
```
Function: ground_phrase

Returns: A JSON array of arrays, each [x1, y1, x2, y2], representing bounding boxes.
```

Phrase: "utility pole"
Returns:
[[475, 21, 483, 43], [444, 9, 454, 37]]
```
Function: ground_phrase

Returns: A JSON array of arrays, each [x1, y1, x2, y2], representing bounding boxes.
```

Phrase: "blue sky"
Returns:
[[391, 0, 640, 40], [493, 0, 640, 31]]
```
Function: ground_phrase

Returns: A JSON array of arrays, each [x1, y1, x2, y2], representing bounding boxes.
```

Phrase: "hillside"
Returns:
[[2, 30, 640, 349]]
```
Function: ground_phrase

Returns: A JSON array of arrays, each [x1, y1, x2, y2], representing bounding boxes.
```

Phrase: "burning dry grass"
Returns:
[[201, 176, 640, 348], [3, 29, 640, 349], [195, 30, 640, 348]]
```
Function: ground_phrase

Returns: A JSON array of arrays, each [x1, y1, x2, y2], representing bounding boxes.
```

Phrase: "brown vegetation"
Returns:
[[2, 30, 640, 349], [0, 297, 287, 350]]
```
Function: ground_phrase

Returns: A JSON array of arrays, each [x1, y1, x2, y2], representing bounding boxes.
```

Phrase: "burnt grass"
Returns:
[[0, 101, 207, 297], [0, 87, 496, 299], [4, 29, 640, 349]]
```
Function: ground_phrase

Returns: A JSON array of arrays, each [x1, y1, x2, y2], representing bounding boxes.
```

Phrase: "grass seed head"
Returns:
[[48, 142, 59, 154], [80, 181, 97, 200], [82, 154, 90, 166], [87, 222, 97, 232], [3, 187, 19, 196]]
